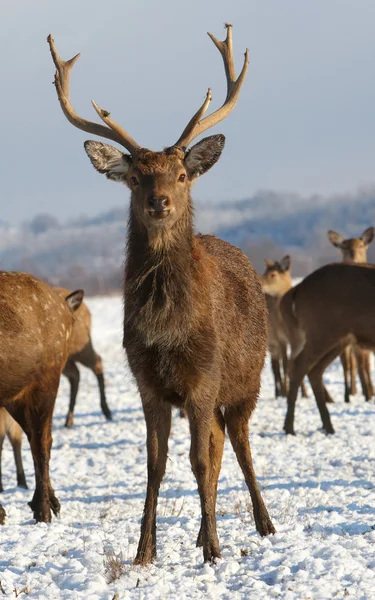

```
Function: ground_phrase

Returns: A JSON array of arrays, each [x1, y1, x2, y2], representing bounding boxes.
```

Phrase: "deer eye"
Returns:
[[130, 176, 139, 187], [178, 173, 186, 183]]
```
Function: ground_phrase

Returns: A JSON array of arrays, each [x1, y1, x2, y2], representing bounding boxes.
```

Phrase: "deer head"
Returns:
[[47, 26, 248, 244], [261, 255, 292, 297], [327, 227, 375, 263]]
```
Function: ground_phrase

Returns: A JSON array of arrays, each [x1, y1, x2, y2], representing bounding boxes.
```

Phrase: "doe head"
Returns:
[[261, 255, 291, 297]]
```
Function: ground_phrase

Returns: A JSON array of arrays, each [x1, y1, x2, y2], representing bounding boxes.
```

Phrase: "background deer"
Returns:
[[0, 271, 82, 524], [327, 227, 374, 403], [261, 255, 309, 399], [48, 24, 275, 564], [280, 262, 375, 435], [55, 287, 111, 427], [0, 286, 110, 493], [0, 408, 27, 492]]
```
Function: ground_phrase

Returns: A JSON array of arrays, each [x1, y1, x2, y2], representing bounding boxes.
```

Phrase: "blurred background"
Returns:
[[1, 0, 374, 294]]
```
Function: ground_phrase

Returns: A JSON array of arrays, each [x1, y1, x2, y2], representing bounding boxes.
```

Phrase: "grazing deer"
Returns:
[[0, 271, 83, 523], [261, 255, 308, 399], [48, 24, 275, 564], [280, 262, 375, 435], [55, 287, 111, 427], [327, 227, 375, 403]]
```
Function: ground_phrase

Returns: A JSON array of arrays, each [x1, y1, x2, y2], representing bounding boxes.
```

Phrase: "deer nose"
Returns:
[[148, 196, 169, 212]]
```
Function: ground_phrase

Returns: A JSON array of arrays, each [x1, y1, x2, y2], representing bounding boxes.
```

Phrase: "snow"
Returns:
[[1, 295, 375, 599]]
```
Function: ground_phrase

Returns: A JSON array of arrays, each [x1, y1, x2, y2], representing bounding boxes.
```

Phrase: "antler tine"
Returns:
[[175, 24, 249, 149], [47, 34, 140, 154]]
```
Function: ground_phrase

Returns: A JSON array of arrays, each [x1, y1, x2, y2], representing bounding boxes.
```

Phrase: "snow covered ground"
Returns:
[[1, 295, 375, 599]]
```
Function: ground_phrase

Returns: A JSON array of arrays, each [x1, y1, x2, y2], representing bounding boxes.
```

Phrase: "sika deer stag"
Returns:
[[327, 227, 375, 403], [48, 24, 275, 564], [0, 272, 83, 524], [280, 262, 375, 435]]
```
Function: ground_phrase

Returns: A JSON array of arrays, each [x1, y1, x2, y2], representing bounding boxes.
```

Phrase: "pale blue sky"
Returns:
[[1, 0, 374, 223]]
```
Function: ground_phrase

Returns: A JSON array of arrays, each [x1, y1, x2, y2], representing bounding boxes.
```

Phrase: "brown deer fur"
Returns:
[[280, 262, 375, 435], [327, 227, 374, 403], [0, 271, 83, 524], [0, 288, 111, 495], [261, 256, 308, 399], [49, 24, 275, 565], [82, 140, 276, 563], [55, 287, 111, 427]]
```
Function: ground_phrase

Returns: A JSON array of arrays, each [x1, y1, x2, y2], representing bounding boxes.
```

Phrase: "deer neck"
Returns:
[[124, 203, 196, 346]]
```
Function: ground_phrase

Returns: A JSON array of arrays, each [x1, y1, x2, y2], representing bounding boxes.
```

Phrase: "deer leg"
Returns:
[[134, 398, 171, 566], [281, 345, 289, 396], [7, 423, 28, 489], [300, 380, 309, 399], [7, 385, 60, 523], [225, 403, 276, 537], [196, 409, 225, 547], [284, 352, 309, 435], [350, 347, 357, 396], [340, 347, 352, 403], [0, 429, 4, 493], [90, 353, 112, 421], [0, 503, 5, 525], [186, 398, 221, 563], [271, 356, 284, 397], [353, 349, 374, 401], [63, 360, 80, 428]]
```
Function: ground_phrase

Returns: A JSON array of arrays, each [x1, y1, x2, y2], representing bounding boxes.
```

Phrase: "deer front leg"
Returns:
[[196, 409, 225, 548], [186, 398, 220, 563], [134, 397, 171, 566]]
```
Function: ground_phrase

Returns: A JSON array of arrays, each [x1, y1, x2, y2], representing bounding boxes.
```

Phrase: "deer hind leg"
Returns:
[[7, 382, 60, 523], [354, 349, 374, 401], [7, 417, 27, 489], [134, 397, 171, 566], [340, 346, 352, 403], [271, 357, 285, 398], [63, 359, 80, 428], [196, 409, 225, 547], [78, 344, 112, 421], [284, 351, 310, 435], [225, 401, 275, 537], [0, 412, 5, 493], [186, 397, 221, 563], [281, 344, 289, 396]]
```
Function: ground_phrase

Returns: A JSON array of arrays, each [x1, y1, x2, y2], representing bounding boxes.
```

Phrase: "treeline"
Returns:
[[1, 185, 374, 295]]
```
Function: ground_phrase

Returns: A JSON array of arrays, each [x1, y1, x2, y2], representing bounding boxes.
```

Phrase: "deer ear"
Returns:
[[279, 255, 291, 272], [65, 289, 84, 313], [264, 258, 274, 267], [327, 230, 344, 248], [184, 134, 225, 180], [361, 226, 374, 246], [84, 141, 132, 183]]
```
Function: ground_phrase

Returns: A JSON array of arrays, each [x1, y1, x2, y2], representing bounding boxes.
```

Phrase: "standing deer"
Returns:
[[55, 287, 111, 427], [0, 287, 111, 494], [48, 24, 275, 564], [327, 227, 374, 402], [280, 262, 375, 435], [261, 255, 309, 399], [0, 271, 83, 523]]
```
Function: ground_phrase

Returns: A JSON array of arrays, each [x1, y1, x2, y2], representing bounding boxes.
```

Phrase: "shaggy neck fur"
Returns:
[[124, 197, 197, 347]]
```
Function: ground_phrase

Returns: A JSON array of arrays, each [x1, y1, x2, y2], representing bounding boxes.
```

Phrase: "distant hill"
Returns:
[[1, 185, 374, 294]]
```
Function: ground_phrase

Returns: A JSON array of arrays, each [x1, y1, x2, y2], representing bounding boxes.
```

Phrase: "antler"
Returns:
[[175, 24, 249, 149], [47, 34, 140, 154]]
